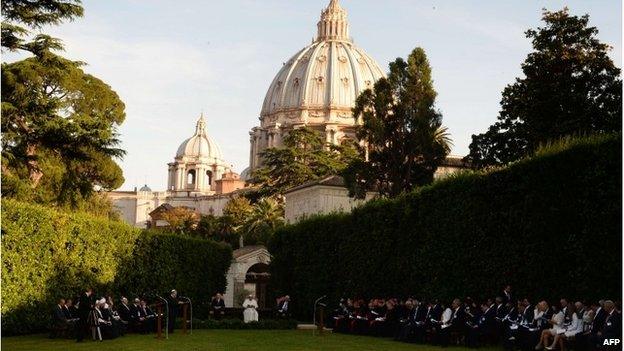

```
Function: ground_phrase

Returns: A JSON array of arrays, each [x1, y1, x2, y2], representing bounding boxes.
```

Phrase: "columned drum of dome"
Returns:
[[168, 114, 232, 195], [248, 0, 386, 170]]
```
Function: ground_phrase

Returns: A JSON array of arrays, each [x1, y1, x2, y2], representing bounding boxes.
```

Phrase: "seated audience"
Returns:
[[51, 285, 619, 348]]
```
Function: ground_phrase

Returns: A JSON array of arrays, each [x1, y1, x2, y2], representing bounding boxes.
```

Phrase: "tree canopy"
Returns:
[[1, 0, 83, 52], [466, 8, 622, 168], [344, 47, 452, 199], [249, 127, 360, 197], [1, 0, 127, 214]]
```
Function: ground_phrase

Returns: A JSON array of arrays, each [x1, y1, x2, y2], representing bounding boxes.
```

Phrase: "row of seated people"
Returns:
[[332, 293, 621, 350], [209, 293, 292, 320], [51, 295, 158, 340]]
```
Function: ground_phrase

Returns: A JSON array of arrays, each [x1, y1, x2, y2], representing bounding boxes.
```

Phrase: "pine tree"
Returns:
[[467, 8, 622, 168]]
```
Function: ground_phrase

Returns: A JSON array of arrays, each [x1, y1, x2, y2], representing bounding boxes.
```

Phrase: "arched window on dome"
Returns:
[[187, 169, 196, 188], [206, 170, 213, 188]]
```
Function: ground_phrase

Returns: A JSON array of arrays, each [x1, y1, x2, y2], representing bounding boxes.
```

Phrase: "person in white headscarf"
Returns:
[[243, 295, 259, 323]]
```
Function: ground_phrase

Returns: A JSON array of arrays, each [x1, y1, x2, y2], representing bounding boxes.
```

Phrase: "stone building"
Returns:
[[283, 156, 469, 223], [108, 114, 245, 228]]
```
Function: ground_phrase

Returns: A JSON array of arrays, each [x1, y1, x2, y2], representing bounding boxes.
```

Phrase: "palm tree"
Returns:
[[241, 197, 284, 246]]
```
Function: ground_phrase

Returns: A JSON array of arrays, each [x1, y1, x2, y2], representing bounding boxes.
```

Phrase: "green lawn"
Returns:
[[1, 330, 498, 351]]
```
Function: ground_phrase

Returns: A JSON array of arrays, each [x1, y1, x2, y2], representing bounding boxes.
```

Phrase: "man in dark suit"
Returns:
[[426, 300, 444, 343], [439, 298, 466, 347], [76, 288, 94, 342], [494, 296, 509, 343], [590, 300, 621, 350], [276, 295, 291, 318], [523, 301, 553, 351], [502, 285, 513, 305], [117, 297, 132, 332], [62, 299, 73, 319], [138, 299, 156, 333], [210, 293, 226, 320], [513, 299, 535, 350], [467, 301, 495, 347], [592, 300, 609, 335], [395, 299, 415, 341], [50, 298, 68, 338], [131, 298, 142, 332]]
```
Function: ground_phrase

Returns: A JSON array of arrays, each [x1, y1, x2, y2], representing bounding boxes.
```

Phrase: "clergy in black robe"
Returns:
[[166, 290, 182, 333], [76, 288, 94, 342]]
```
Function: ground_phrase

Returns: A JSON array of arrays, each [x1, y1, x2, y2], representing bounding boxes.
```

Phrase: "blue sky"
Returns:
[[5, 0, 621, 190]]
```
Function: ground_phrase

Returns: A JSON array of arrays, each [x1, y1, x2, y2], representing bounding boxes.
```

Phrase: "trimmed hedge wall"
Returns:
[[269, 134, 622, 321], [1, 200, 232, 335], [115, 230, 232, 319]]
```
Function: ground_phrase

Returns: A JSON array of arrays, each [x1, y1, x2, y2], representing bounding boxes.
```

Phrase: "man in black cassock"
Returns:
[[167, 289, 183, 333], [76, 288, 94, 342]]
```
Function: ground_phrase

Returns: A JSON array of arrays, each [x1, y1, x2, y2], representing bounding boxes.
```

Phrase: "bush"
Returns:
[[269, 134, 622, 321], [1, 201, 232, 335]]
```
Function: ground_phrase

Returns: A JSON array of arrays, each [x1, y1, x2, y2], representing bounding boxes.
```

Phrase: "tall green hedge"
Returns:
[[1, 200, 232, 335], [269, 134, 622, 320], [115, 230, 232, 318]]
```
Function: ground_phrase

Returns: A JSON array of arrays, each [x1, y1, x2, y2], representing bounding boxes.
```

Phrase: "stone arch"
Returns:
[[186, 169, 196, 187], [206, 170, 213, 188], [245, 263, 270, 308], [223, 246, 271, 308]]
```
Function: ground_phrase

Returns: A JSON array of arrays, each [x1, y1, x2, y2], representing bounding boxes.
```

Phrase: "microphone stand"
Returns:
[[313, 295, 327, 336], [155, 295, 168, 339], [180, 296, 193, 335]]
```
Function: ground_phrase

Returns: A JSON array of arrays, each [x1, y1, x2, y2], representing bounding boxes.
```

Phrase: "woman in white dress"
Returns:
[[243, 295, 259, 323], [546, 304, 583, 351], [536, 305, 564, 350]]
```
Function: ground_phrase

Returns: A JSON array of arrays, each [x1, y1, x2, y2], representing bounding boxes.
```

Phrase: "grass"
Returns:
[[1, 329, 499, 351]]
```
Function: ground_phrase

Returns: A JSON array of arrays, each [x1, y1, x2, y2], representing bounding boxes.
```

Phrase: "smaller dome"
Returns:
[[139, 184, 152, 192], [176, 114, 224, 161]]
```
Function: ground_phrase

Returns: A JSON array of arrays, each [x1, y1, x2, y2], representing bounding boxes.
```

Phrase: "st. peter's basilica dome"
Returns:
[[249, 0, 386, 170]]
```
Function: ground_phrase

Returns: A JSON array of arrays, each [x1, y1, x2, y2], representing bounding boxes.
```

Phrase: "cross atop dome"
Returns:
[[195, 112, 207, 136], [317, 0, 350, 42]]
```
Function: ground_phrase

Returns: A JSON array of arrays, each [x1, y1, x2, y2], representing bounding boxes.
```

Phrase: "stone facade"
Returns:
[[284, 176, 376, 224], [283, 156, 469, 223]]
